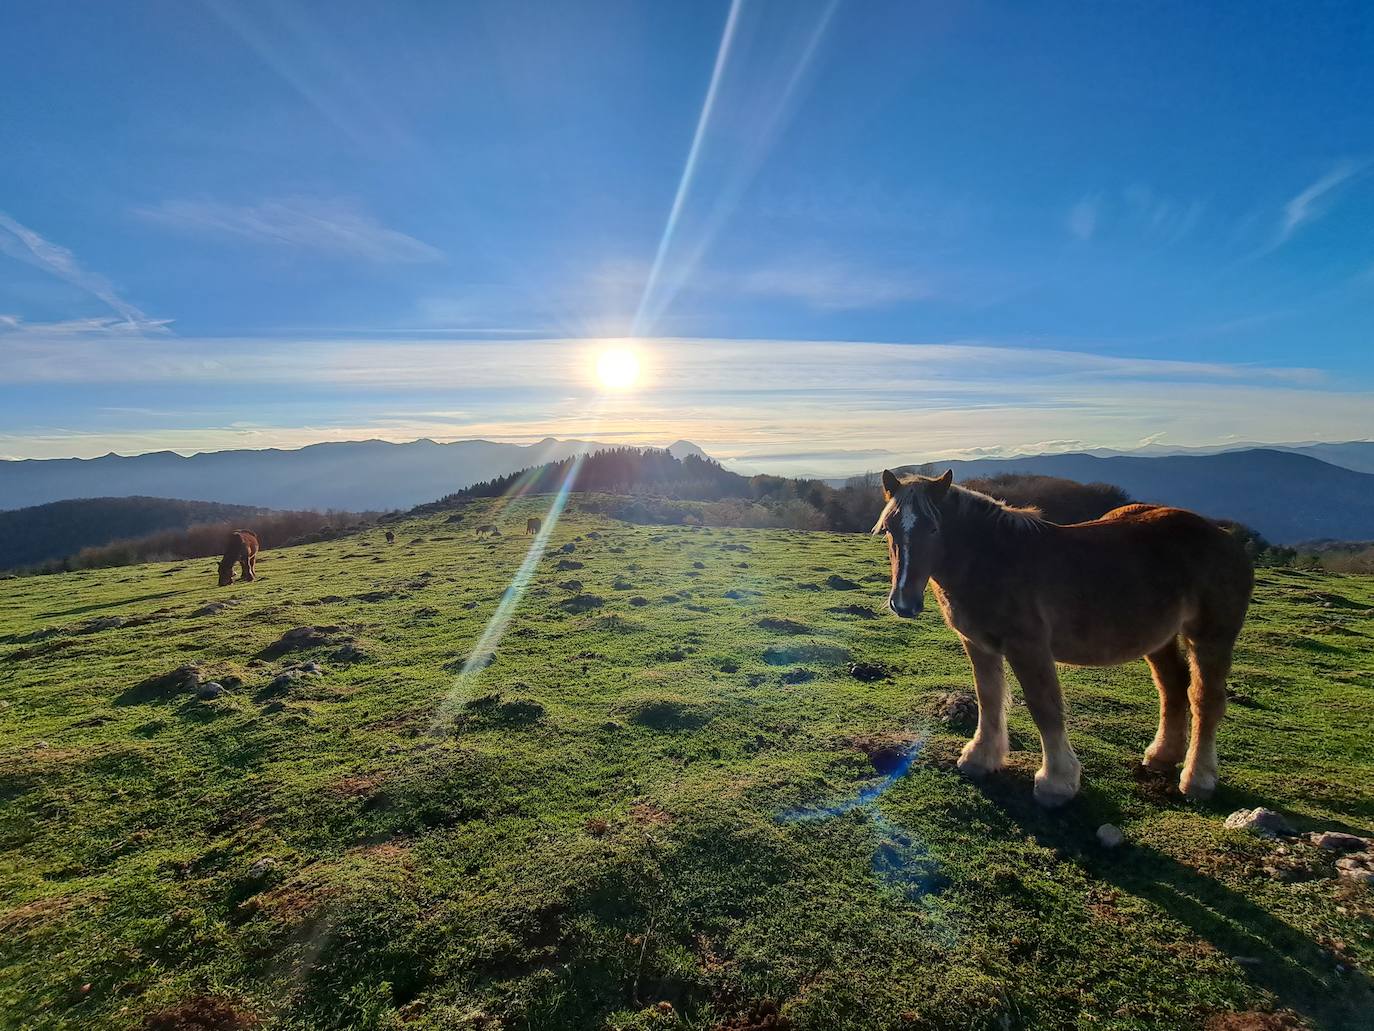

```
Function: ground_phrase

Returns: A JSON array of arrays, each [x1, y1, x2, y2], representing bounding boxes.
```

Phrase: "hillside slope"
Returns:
[[0, 496, 268, 571], [1, 498, 1370, 1029], [902, 449, 1374, 543]]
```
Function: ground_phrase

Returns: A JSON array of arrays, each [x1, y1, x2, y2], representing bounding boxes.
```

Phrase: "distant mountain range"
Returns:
[[1023, 440, 1374, 474], [3, 436, 1372, 545], [894, 449, 1374, 544], [0, 437, 707, 513]]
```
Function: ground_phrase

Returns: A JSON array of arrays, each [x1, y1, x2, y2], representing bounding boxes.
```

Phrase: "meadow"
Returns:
[[1, 495, 1371, 1030]]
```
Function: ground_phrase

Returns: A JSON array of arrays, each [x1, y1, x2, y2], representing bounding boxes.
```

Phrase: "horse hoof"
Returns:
[[1180, 769, 1217, 800], [1034, 766, 1081, 808], [957, 740, 1007, 778], [1140, 755, 1179, 774]]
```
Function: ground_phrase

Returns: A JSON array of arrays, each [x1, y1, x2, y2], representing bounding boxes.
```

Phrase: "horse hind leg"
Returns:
[[1142, 638, 1190, 771], [1179, 635, 1235, 799]]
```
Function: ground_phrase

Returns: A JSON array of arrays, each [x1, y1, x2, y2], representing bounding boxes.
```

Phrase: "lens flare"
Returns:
[[596, 347, 641, 390]]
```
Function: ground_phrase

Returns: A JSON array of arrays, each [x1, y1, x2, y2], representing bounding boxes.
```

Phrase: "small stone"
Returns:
[[247, 858, 278, 879], [1311, 831, 1371, 853], [197, 682, 225, 700], [1223, 807, 1296, 837], [300, 661, 322, 674], [1097, 824, 1125, 848], [1335, 853, 1374, 886]]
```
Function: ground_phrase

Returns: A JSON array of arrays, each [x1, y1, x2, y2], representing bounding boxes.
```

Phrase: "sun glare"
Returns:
[[595, 347, 642, 391]]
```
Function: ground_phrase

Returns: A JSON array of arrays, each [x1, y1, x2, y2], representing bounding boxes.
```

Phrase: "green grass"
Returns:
[[1, 496, 1371, 1030]]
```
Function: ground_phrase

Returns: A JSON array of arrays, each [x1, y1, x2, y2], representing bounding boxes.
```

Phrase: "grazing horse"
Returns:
[[218, 529, 259, 587], [526, 517, 542, 535], [873, 469, 1252, 806]]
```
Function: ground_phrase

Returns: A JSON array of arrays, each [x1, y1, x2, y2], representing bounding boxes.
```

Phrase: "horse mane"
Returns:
[[872, 481, 1045, 535]]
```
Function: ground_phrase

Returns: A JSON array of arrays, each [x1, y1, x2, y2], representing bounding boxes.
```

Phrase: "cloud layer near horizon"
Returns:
[[0, 335, 1368, 473]]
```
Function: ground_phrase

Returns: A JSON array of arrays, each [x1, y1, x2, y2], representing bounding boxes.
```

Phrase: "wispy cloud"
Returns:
[[1067, 195, 1100, 241], [0, 212, 168, 333], [1276, 160, 1364, 247], [0, 315, 173, 336], [137, 197, 442, 263], [737, 261, 931, 311]]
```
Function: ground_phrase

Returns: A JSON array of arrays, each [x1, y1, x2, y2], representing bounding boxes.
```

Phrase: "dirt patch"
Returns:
[[757, 618, 812, 635], [555, 559, 584, 571], [462, 693, 546, 726], [141, 996, 260, 1031], [849, 662, 887, 682], [116, 665, 202, 706], [329, 774, 385, 798], [933, 691, 977, 731], [560, 594, 604, 613], [258, 626, 352, 659], [1203, 1012, 1305, 1031], [619, 694, 714, 731], [824, 574, 860, 591], [712, 1001, 792, 1030]]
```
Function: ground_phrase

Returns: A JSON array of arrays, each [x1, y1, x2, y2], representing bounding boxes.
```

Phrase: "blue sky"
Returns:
[[1, 0, 1371, 470]]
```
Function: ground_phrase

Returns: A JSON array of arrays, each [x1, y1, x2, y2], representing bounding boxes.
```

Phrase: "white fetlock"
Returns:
[[1142, 736, 1185, 771], [1179, 764, 1218, 800], [1033, 754, 1082, 808], [957, 735, 1008, 777]]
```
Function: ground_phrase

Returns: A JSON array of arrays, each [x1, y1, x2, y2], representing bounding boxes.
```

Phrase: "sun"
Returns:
[[595, 347, 641, 391]]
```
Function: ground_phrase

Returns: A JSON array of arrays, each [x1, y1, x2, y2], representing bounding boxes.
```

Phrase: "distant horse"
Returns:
[[385, 530, 395, 544], [526, 517, 542, 535], [873, 469, 1252, 806], [218, 529, 260, 587]]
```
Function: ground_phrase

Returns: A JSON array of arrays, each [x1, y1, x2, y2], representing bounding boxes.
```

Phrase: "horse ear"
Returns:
[[880, 469, 900, 498], [929, 469, 953, 500]]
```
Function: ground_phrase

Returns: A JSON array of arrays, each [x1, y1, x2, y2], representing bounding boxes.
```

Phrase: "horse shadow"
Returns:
[[971, 768, 1373, 1029], [38, 589, 185, 620]]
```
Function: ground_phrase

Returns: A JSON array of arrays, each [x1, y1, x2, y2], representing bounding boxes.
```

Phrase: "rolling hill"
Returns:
[[0, 496, 270, 572]]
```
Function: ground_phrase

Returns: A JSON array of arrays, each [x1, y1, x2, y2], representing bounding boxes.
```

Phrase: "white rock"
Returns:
[[1311, 831, 1371, 853], [197, 681, 225, 700], [1335, 853, 1374, 886], [1223, 807, 1295, 837], [1096, 824, 1124, 848]]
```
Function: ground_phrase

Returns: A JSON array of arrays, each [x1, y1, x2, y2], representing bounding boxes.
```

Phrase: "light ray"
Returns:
[[429, 450, 586, 731], [630, 0, 744, 338]]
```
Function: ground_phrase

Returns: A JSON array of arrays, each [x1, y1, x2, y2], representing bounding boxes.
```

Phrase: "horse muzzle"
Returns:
[[888, 596, 924, 618]]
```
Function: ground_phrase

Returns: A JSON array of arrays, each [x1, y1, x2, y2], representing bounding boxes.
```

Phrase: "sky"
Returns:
[[1, 0, 1371, 474]]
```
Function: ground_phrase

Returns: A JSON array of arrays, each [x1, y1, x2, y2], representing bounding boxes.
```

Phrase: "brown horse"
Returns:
[[218, 529, 259, 587], [526, 517, 542, 535], [874, 469, 1252, 806]]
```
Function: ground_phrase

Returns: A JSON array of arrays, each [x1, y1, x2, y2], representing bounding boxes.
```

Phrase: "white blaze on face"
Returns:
[[896, 499, 918, 588]]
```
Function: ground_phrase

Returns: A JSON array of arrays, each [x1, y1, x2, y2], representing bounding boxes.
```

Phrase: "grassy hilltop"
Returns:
[[1, 495, 1372, 1030]]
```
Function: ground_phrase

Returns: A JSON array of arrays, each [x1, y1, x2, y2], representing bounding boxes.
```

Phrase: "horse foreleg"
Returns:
[[1143, 639, 1190, 771], [1007, 644, 1081, 807], [957, 638, 1009, 777], [241, 554, 254, 582], [1179, 636, 1232, 799]]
